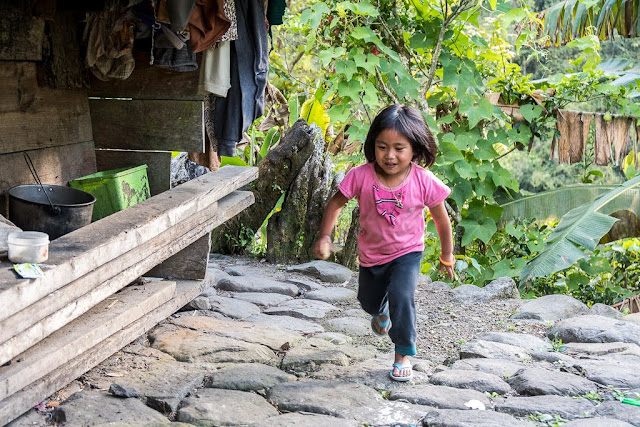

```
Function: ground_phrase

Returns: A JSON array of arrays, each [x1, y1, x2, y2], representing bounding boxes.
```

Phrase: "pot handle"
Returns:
[[23, 152, 61, 215]]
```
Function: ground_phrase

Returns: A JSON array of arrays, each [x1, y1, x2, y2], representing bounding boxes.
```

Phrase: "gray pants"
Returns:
[[358, 251, 421, 356]]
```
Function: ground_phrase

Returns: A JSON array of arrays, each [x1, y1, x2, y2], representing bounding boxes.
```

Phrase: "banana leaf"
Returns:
[[501, 184, 640, 223], [539, 0, 639, 44], [519, 175, 640, 287]]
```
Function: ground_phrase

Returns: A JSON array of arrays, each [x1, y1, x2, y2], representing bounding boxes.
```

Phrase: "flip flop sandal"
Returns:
[[389, 362, 413, 382], [370, 314, 390, 336]]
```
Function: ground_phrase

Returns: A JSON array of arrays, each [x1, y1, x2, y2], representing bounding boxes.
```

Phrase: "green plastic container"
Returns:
[[69, 165, 150, 221]]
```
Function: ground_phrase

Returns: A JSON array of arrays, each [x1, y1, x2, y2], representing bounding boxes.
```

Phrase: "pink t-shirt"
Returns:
[[338, 162, 450, 267]]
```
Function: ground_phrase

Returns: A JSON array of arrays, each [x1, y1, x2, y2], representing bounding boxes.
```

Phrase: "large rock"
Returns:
[[217, 276, 300, 296], [249, 412, 361, 427], [207, 295, 261, 319], [389, 384, 491, 409], [512, 294, 590, 321], [204, 363, 296, 391], [450, 358, 526, 379], [286, 261, 354, 283], [595, 400, 640, 426], [571, 353, 640, 388], [285, 278, 325, 291], [477, 332, 549, 353], [266, 380, 432, 425], [495, 395, 596, 420], [590, 303, 624, 319], [304, 287, 356, 302], [263, 299, 339, 320], [563, 418, 634, 427], [459, 339, 530, 361], [506, 367, 598, 396], [484, 277, 520, 299], [176, 388, 278, 425], [54, 391, 169, 425], [548, 315, 640, 346], [230, 292, 293, 307], [422, 408, 530, 426], [325, 316, 372, 336], [429, 369, 512, 395], [246, 313, 324, 334]]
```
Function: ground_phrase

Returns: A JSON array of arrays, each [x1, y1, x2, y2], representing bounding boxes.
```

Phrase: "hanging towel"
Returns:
[[612, 116, 631, 166], [566, 111, 583, 164], [198, 41, 231, 96], [594, 114, 613, 165], [219, 0, 239, 41]]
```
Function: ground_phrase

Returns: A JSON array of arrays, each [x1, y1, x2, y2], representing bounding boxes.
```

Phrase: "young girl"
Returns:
[[313, 104, 455, 382]]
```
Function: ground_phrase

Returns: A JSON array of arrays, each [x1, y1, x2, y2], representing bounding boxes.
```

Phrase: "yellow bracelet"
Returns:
[[439, 254, 454, 267]]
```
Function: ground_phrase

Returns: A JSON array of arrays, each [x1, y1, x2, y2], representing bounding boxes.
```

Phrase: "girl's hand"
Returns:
[[439, 253, 455, 280], [313, 235, 333, 260]]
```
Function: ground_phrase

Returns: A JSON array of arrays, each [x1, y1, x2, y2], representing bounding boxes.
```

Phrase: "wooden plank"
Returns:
[[0, 191, 254, 364], [0, 280, 176, 401], [0, 2, 45, 61], [0, 63, 93, 154], [87, 49, 201, 101], [0, 166, 257, 323], [40, 10, 85, 89], [95, 149, 171, 196], [147, 233, 211, 280], [0, 141, 97, 218], [0, 276, 210, 426], [89, 98, 204, 153]]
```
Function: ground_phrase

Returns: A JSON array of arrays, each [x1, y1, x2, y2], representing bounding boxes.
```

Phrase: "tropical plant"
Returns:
[[520, 174, 640, 287]]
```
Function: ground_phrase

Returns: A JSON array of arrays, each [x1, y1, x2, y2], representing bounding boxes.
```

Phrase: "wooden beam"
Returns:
[[0, 191, 253, 365], [0, 280, 176, 401], [147, 232, 211, 280], [0, 63, 93, 154], [89, 98, 204, 153], [0, 276, 210, 426], [96, 149, 171, 197], [0, 141, 97, 218], [0, 2, 45, 61], [87, 50, 201, 101], [0, 166, 257, 323]]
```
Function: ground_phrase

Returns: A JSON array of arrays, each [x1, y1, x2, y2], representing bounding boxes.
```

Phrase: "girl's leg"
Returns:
[[358, 264, 391, 334], [387, 251, 421, 378]]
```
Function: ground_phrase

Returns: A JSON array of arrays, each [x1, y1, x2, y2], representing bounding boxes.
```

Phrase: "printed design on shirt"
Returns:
[[373, 184, 404, 226]]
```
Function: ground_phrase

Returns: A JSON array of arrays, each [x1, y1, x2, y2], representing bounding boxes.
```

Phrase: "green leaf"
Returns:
[[288, 96, 299, 126], [454, 159, 477, 179], [518, 104, 543, 122], [506, 223, 524, 239], [439, 142, 464, 162], [460, 217, 498, 246], [492, 259, 523, 279], [335, 60, 358, 80], [350, 26, 377, 42], [301, 98, 330, 139], [520, 175, 640, 286], [221, 156, 248, 166], [451, 178, 474, 209]]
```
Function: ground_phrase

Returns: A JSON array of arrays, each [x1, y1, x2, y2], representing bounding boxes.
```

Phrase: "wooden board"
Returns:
[[0, 63, 93, 154], [147, 232, 211, 280], [0, 191, 253, 364], [96, 149, 171, 196], [87, 49, 201, 101], [40, 10, 85, 89], [0, 280, 176, 401], [89, 98, 204, 153], [0, 166, 257, 324], [0, 141, 97, 218], [0, 2, 45, 61], [0, 276, 209, 426]]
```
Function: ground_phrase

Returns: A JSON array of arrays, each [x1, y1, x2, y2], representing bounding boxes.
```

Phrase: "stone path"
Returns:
[[9, 256, 640, 426]]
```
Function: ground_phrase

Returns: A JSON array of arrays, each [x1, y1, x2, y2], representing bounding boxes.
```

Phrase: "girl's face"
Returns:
[[374, 128, 414, 181]]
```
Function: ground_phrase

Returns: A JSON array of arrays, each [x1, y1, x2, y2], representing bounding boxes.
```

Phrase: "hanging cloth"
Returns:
[[188, 0, 231, 53], [566, 111, 584, 164], [580, 112, 593, 163], [555, 110, 571, 163], [189, 94, 222, 171], [612, 116, 631, 166], [594, 114, 613, 165], [219, 0, 239, 41], [198, 41, 231, 95]]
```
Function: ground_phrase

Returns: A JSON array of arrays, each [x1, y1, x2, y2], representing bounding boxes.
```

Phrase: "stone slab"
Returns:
[[176, 388, 278, 425], [230, 292, 293, 307], [217, 276, 299, 296], [204, 363, 296, 391], [207, 295, 261, 319], [286, 261, 353, 283], [263, 299, 339, 320], [245, 313, 325, 334], [325, 316, 372, 336], [304, 287, 356, 303]]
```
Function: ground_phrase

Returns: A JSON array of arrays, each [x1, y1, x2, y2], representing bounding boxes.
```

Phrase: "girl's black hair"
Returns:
[[363, 104, 437, 167]]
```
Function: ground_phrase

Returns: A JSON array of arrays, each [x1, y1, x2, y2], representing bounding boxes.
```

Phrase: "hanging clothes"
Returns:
[[189, 94, 222, 171], [566, 111, 583, 164], [188, 0, 231, 53], [219, 0, 239, 41], [581, 112, 593, 163], [198, 41, 231, 95], [594, 114, 613, 165], [555, 110, 571, 163], [214, 0, 269, 157], [166, 0, 197, 32]]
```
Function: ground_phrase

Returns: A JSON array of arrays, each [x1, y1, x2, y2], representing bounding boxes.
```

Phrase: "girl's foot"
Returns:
[[389, 353, 412, 382], [371, 314, 390, 336]]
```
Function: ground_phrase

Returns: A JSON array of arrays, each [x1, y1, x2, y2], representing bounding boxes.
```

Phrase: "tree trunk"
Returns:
[[336, 206, 360, 270], [210, 119, 317, 253], [266, 126, 333, 263]]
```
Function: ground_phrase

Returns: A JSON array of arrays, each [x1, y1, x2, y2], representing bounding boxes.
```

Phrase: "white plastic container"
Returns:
[[7, 231, 49, 263]]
